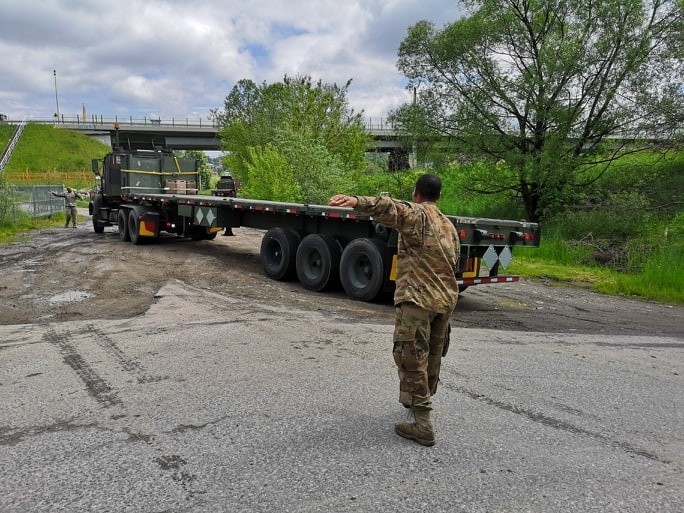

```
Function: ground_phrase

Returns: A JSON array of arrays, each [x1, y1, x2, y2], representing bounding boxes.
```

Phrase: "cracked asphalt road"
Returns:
[[1, 218, 682, 512]]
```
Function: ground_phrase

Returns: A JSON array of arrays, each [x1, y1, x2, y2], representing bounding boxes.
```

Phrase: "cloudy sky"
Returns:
[[0, 0, 463, 124]]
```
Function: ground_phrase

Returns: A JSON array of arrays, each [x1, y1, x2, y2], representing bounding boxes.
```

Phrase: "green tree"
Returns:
[[239, 145, 303, 202], [392, 0, 683, 221], [212, 75, 372, 202]]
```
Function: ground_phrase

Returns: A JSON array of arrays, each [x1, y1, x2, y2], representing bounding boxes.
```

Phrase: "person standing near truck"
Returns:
[[51, 187, 83, 228], [329, 173, 459, 446]]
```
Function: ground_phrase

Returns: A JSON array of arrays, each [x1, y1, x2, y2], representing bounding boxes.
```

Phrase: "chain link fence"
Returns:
[[0, 184, 67, 223]]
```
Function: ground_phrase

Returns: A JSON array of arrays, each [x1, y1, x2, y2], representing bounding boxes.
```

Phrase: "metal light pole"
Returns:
[[53, 70, 60, 121]]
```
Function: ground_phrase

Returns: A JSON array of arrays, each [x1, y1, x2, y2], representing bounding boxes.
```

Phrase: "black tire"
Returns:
[[117, 209, 130, 242], [296, 234, 342, 292], [260, 228, 302, 281], [340, 238, 391, 302], [128, 211, 141, 245], [93, 217, 105, 234], [188, 226, 216, 241], [91, 198, 104, 233], [189, 226, 205, 241]]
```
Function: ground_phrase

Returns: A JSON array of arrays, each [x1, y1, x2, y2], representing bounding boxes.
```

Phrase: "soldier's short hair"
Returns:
[[415, 174, 441, 202]]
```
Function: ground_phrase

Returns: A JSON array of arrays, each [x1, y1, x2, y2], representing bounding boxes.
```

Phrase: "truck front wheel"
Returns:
[[340, 238, 391, 302], [117, 209, 130, 242], [260, 228, 301, 281], [91, 198, 104, 233], [296, 234, 342, 292], [92, 215, 105, 234]]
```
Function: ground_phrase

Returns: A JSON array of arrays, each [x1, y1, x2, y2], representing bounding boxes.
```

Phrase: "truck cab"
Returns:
[[89, 149, 201, 237], [212, 173, 237, 197]]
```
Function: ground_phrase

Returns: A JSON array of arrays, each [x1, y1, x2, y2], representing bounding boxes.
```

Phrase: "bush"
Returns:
[[239, 145, 303, 203], [0, 179, 17, 225]]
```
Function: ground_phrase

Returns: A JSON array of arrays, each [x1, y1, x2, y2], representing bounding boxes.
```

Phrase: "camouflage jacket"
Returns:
[[53, 190, 82, 207], [354, 195, 459, 314]]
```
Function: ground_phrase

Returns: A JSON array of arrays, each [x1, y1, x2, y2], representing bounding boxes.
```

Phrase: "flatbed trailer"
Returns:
[[90, 149, 540, 302]]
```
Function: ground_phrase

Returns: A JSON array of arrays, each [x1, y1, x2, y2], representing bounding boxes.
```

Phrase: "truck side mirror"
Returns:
[[91, 159, 101, 175]]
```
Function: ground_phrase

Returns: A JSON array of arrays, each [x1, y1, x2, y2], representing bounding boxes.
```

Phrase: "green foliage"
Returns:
[[0, 177, 17, 226], [342, 167, 423, 202], [177, 150, 213, 192], [436, 150, 683, 303], [215, 75, 372, 203], [543, 151, 684, 272], [239, 145, 303, 203], [438, 161, 527, 219], [393, 0, 683, 221]]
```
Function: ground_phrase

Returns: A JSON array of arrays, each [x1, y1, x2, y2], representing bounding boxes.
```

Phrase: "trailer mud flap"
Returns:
[[139, 212, 159, 237], [460, 257, 480, 279]]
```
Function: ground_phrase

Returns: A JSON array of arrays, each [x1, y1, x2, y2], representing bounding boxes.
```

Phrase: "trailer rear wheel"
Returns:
[[340, 238, 391, 302], [189, 226, 208, 241], [128, 211, 142, 245], [260, 228, 301, 281], [117, 209, 130, 242], [296, 234, 342, 292]]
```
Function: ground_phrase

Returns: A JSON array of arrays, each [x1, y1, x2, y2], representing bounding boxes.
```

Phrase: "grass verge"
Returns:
[[510, 234, 684, 305]]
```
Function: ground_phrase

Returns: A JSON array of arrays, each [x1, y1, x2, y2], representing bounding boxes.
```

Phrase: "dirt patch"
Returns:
[[1, 213, 682, 338]]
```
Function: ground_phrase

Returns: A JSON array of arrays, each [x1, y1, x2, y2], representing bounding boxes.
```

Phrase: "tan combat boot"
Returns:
[[395, 407, 435, 446]]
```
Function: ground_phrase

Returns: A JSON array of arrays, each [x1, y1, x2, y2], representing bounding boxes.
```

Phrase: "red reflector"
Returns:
[[459, 229, 467, 240]]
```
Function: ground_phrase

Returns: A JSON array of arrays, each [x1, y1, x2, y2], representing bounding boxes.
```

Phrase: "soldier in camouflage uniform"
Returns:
[[329, 173, 459, 446], [51, 187, 83, 228]]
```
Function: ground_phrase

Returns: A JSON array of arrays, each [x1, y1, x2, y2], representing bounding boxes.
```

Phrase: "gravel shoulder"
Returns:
[[1, 212, 682, 338]]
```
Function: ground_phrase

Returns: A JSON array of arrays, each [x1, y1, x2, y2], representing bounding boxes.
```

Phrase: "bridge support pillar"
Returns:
[[388, 148, 410, 171]]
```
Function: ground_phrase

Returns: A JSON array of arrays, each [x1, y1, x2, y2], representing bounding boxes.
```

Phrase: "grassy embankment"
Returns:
[[0, 124, 109, 238], [1, 123, 109, 188]]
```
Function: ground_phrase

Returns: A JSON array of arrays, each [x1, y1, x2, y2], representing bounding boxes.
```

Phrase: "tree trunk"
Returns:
[[520, 180, 542, 223]]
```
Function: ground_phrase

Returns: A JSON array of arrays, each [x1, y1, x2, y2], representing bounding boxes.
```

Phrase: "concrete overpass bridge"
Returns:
[[9, 115, 405, 153]]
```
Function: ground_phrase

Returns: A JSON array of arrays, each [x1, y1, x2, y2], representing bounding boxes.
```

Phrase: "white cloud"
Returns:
[[0, 0, 463, 121]]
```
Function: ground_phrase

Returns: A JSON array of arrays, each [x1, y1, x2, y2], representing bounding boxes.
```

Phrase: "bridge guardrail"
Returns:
[[1, 115, 400, 131]]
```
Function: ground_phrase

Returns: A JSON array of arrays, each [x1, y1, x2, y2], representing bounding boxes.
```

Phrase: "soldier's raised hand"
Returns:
[[329, 194, 358, 208]]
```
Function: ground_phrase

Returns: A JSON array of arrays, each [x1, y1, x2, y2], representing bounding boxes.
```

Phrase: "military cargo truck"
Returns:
[[90, 149, 540, 302]]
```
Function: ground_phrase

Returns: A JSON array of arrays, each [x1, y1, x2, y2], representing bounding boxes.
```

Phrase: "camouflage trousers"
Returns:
[[393, 302, 453, 410], [65, 205, 77, 226]]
